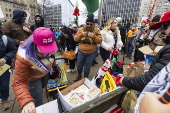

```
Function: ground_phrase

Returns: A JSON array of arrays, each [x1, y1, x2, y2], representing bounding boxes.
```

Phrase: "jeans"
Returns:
[[77, 50, 96, 78], [28, 74, 49, 107], [0, 70, 10, 100], [126, 44, 134, 57]]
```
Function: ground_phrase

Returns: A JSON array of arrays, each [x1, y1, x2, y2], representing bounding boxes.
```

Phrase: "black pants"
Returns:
[[69, 59, 76, 69], [100, 47, 110, 63]]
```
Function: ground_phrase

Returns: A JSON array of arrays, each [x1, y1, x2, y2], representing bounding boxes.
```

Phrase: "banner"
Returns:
[[0, 7, 4, 18], [82, 0, 99, 14]]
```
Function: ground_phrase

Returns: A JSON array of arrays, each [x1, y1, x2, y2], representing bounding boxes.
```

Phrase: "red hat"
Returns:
[[33, 27, 58, 54], [142, 19, 151, 23], [150, 11, 170, 30]]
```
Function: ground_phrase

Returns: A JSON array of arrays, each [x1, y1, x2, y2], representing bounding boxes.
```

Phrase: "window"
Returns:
[[9, 9, 11, 12], [6, 14, 8, 17], [163, 2, 169, 6], [156, 2, 162, 7], [10, 14, 12, 17], [5, 8, 8, 12], [163, 8, 169, 13], [155, 9, 161, 13]]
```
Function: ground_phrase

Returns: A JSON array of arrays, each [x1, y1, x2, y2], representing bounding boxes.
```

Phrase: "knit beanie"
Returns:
[[86, 14, 94, 23]]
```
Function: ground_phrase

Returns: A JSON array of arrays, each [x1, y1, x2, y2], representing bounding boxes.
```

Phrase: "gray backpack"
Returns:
[[2, 35, 7, 47]]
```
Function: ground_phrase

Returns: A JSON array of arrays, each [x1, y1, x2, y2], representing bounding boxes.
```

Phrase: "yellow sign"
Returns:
[[0, 64, 10, 76], [56, 63, 68, 84], [100, 71, 117, 93]]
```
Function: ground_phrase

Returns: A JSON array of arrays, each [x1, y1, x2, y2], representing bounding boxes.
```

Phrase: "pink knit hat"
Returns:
[[33, 27, 58, 54]]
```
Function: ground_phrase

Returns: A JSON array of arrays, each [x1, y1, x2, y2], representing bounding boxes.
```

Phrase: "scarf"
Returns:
[[17, 47, 53, 74], [135, 62, 170, 113]]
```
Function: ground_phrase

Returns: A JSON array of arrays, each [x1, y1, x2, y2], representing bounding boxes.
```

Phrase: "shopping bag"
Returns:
[[123, 63, 144, 77], [63, 51, 76, 60], [121, 90, 137, 113]]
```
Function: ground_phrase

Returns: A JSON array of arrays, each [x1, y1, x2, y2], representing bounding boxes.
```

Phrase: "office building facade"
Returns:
[[100, 0, 141, 26], [45, 0, 74, 28]]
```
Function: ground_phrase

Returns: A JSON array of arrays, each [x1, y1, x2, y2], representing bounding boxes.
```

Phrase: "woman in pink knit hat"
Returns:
[[12, 27, 58, 113]]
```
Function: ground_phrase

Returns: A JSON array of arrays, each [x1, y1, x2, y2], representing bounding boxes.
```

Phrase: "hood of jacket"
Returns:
[[12, 9, 25, 25], [34, 15, 44, 27]]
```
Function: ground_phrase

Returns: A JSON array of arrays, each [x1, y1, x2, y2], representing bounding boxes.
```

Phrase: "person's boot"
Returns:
[[74, 75, 82, 82], [93, 60, 98, 64], [1, 99, 10, 111]]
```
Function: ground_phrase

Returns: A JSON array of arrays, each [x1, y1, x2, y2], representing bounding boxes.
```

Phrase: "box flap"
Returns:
[[58, 88, 72, 112], [154, 46, 163, 54], [36, 99, 59, 113], [84, 78, 101, 93], [138, 46, 154, 55]]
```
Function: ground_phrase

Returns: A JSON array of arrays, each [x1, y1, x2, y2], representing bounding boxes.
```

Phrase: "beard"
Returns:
[[84, 25, 94, 32], [163, 35, 170, 45]]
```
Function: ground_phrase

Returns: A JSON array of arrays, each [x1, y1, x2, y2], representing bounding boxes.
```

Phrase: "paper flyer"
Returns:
[[0, 64, 10, 76]]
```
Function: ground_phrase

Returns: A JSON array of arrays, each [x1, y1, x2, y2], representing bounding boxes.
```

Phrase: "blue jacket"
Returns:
[[0, 32, 17, 65]]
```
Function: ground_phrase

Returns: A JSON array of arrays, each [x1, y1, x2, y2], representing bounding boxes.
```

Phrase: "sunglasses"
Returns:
[[161, 22, 170, 30], [86, 23, 93, 26]]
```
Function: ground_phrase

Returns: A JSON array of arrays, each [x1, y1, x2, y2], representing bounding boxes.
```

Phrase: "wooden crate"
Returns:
[[70, 87, 128, 113]]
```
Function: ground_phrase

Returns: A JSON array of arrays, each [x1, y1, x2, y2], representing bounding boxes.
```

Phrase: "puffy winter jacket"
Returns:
[[0, 33, 17, 65], [122, 44, 170, 91], [12, 53, 54, 108]]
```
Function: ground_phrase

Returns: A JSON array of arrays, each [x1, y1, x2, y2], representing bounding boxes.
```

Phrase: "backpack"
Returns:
[[2, 35, 8, 48]]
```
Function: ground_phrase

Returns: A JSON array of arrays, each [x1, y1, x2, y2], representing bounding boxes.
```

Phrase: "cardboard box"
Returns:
[[58, 78, 101, 112], [36, 99, 59, 113], [139, 46, 163, 55]]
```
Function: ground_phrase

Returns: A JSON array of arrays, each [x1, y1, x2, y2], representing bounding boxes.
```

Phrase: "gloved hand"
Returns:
[[22, 101, 36, 113]]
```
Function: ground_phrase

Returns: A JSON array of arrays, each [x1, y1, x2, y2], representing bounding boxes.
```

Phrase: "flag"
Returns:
[[0, 7, 4, 18], [140, 31, 147, 40], [82, 0, 99, 14]]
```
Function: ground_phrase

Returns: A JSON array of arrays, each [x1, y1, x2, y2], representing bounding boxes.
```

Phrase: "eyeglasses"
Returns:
[[161, 21, 170, 30], [86, 23, 93, 26]]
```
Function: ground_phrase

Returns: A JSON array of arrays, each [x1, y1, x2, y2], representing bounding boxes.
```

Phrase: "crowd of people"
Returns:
[[0, 8, 170, 113]]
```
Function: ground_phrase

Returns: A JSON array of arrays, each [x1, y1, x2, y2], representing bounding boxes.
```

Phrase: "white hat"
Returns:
[[116, 17, 122, 23], [72, 24, 77, 28]]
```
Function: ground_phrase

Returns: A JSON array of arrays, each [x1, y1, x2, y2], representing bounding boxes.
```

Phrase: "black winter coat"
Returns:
[[0, 33, 17, 65], [122, 44, 170, 91]]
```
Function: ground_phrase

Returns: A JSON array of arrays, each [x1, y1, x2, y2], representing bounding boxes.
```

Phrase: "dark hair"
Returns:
[[21, 36, 38, 60], [152, 15, 161, 22]]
